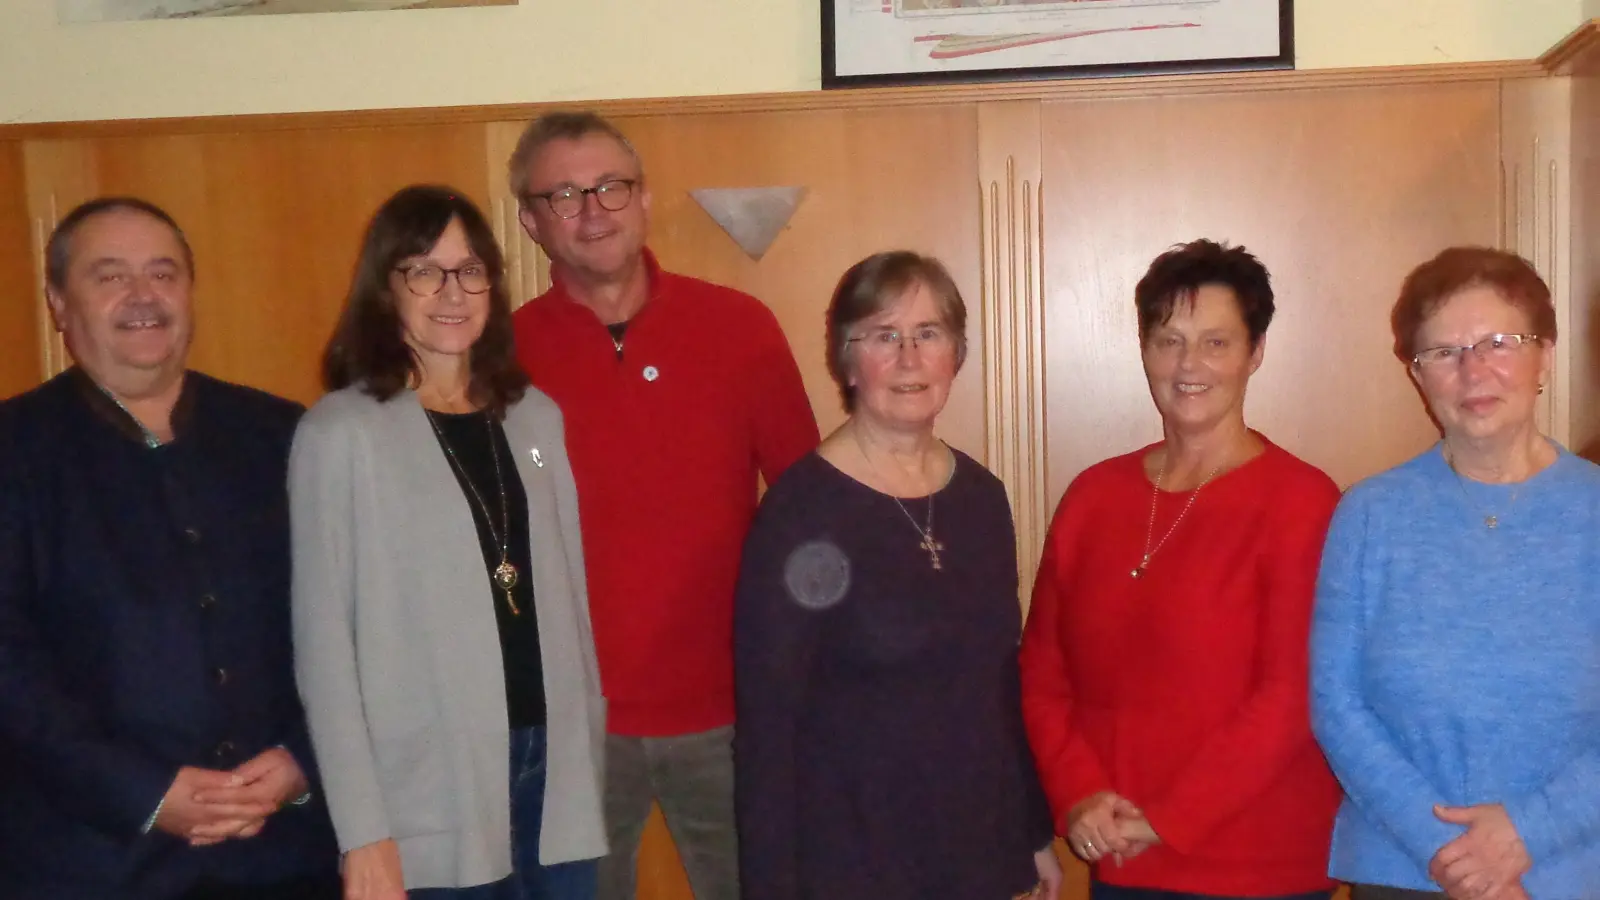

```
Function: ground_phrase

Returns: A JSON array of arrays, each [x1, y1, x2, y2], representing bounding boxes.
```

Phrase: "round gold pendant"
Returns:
[[494, 561, 520, 591]]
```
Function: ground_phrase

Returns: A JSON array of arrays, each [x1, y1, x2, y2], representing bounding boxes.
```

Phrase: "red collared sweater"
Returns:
[[513, 252, 819, 736], [1020, 439, 1342, 897]]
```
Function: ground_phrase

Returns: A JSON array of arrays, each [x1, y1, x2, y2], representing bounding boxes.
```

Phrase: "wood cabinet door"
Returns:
[[0, 141, 41, 400], [21, 124, 490, 405], [1039, 82, 1502, 503]]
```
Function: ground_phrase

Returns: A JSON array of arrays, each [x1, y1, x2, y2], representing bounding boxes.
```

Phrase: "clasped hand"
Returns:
[[1429, 803, 1532, 900], [1066, 791, 1160, 866], [154, 746, 309, 847]]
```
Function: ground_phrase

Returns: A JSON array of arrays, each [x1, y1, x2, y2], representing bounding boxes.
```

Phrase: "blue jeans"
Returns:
[[1091, 884, 1335, 900], [411, 727, 598, 900]]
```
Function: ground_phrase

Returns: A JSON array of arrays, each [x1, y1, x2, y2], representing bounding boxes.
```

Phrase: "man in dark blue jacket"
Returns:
[[0, 197, 340, 899]]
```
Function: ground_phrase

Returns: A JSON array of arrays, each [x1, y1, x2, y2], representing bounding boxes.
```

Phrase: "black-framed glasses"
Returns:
[[393, 262, 491, 297], [528, 179, 637, 219], [1412, 333, 1542, 368]]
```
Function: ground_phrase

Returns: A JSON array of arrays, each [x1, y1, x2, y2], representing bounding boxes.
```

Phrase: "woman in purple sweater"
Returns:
[[733, 251, 1061, 900]]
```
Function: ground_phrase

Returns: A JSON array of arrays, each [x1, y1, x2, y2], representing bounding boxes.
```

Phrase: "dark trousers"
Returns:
[[1350, 886, 1447, 900], [410, 726, 598, 900], [180, 871, 342, 900], [1091, 882, 1336, 900]]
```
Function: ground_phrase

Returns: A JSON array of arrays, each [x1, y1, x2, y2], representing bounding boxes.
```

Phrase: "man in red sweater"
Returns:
[[508, 111, 819, 900]]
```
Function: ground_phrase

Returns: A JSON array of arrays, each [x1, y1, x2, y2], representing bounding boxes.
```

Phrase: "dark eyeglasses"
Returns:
[[527, 179, 637, 219], [393, 262, 491, 296]]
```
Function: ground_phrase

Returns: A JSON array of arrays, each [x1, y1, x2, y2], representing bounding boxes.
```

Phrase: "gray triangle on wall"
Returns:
[[689, 186, 808, 261]]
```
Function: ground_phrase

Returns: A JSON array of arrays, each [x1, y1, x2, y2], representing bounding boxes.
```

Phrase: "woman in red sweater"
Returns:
[[1019, 239, 1342, 900]]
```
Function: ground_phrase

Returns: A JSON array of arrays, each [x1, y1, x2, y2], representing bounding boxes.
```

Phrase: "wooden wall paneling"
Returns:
[[603, 106, 986, 459], [23, 125, 489, 405], [485, 121, 551, 307], [1564, 47, 1600, 460], [1500, 76, 1573, 445], [20, 138, 98, 381], [975, 101, 1051, 608], [0, 141, 42, 399], [975, 98, 1088, 900], [1038, 83, 1503, 504]]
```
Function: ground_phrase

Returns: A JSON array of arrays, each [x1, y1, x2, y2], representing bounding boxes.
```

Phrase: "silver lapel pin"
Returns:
[[530, 448, 544, 468]]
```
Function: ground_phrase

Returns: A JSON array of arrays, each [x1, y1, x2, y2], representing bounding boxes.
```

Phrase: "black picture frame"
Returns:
[[822, 0, 1294, 89]]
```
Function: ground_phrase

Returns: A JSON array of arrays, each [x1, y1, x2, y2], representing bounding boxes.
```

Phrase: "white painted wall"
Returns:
[[0, 0, 1586, 125]]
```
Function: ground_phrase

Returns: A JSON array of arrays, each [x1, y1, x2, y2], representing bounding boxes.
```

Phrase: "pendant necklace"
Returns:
[[1443, 447, 1526, 530], [426, 410, 522, 614], [855, 431, 946, 571], [1132, 450, 1223, 579]]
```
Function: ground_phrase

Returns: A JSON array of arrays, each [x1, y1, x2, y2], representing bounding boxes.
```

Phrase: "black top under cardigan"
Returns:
[[426, 410, 546, 728]]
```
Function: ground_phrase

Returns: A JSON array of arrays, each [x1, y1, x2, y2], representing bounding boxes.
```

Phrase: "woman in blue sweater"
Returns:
[[1311, 247, 1599, 900]]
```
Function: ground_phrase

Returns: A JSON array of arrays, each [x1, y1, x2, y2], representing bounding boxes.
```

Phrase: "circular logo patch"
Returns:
[[782, 539, 852, 611]]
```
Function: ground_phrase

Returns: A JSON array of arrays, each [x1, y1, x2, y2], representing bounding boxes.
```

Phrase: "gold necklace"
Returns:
[[426, 410, 522, 615], [1132, 451, 1223, 579], [853, 430, 946, 571], [1442, 447, 1527, 530]]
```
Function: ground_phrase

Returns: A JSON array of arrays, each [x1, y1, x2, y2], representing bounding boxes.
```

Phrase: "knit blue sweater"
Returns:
[[1311, 444, 1600, 899]]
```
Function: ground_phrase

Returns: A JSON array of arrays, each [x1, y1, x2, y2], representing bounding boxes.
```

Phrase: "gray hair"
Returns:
[[825, 251, 969, 413], [507, 111, 642, 209]]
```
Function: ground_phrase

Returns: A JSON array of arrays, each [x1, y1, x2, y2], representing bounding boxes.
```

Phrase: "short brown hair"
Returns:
[[1135, 239, 1275, 346], [825, 251, 968, 413], [321, 184, 527, 417], [507, 111, 641, 208], [1391, 247, 1556, 362]]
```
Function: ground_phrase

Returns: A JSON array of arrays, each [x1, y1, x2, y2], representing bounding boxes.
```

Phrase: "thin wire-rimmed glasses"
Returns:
[[528, 179, 638, 219], [1412, 333, 1541, 368], [846, 325, 956, 360], [393, 262, 491, 297]]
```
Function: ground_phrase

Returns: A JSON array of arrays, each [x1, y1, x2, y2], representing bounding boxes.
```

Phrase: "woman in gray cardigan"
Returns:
[[290, 185, 606, 900]]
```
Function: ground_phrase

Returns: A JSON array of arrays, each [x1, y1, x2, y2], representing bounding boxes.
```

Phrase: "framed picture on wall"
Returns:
[[822, 0, 1294, 88], [57, 0, 513, 23]]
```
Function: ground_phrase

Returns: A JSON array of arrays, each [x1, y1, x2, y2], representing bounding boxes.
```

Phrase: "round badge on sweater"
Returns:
[[643, 365, 660, 382], [783, 539, 851, 611]]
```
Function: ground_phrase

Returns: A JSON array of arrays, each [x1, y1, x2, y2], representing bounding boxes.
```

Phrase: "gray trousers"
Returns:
[[597, 726, 739, 900]]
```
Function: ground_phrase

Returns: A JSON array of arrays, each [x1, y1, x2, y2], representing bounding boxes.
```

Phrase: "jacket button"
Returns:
[[183, 527, 202, 544], [199, 593, 217, 610], [213, 667, 229, 686], [213, 740, 236, 762]]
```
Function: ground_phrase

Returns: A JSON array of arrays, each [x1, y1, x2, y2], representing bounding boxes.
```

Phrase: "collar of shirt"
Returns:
[[68, 366, 199, 449]]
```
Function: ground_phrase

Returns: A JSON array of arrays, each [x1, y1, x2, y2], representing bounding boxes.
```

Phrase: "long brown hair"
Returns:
[[321, 185, 527, 417]]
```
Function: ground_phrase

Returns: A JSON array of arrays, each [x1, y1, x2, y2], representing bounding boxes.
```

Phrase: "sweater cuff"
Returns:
[[1504, 793, 1557, 863], [1138, 797, 1203, 856]]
